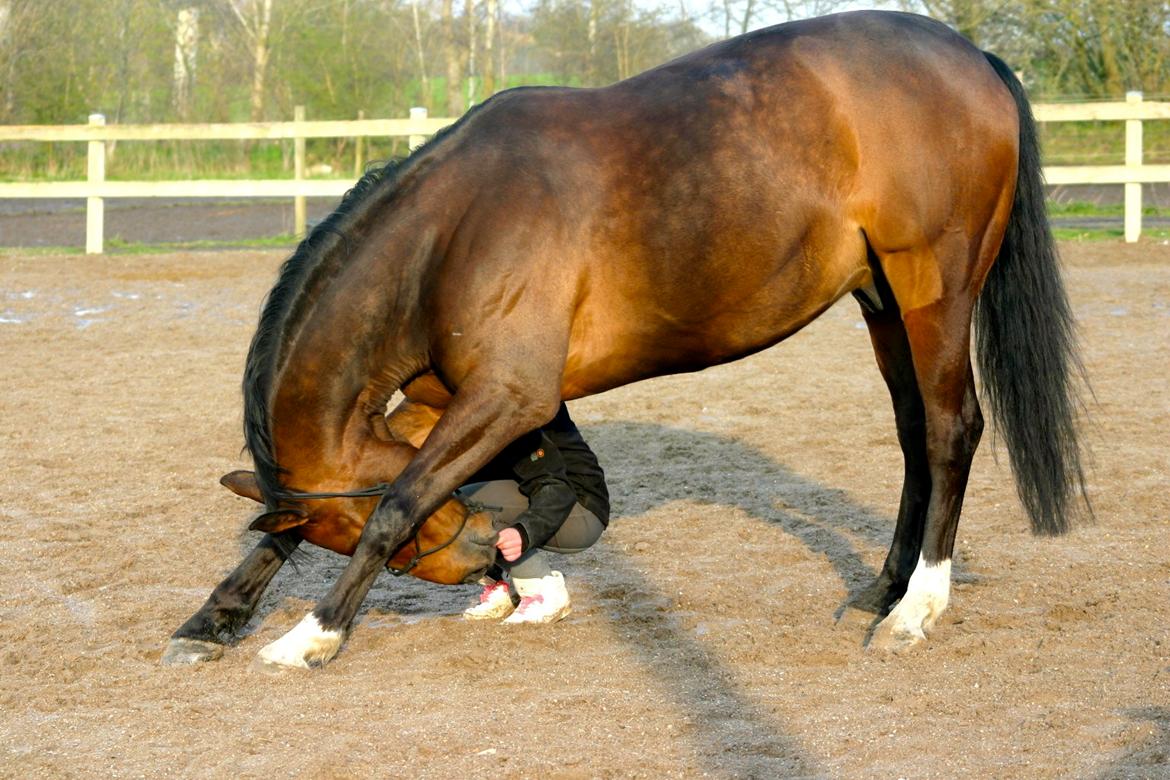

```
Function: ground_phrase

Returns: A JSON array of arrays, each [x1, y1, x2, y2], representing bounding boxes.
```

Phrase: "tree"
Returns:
[[173, 7, 200, 118], [1025, 0, 1170, 97], [0, 0, 23, 120], [901, 0, 1170, 97], [411, 0, 433, 108], [224, 0, 275, 120], [713, 0, 850, 40], [465, 0, 477, 106]]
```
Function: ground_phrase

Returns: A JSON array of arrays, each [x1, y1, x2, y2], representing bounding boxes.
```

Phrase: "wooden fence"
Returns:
[[0, 107, 447, 253], [0, 95, 1166, 253]]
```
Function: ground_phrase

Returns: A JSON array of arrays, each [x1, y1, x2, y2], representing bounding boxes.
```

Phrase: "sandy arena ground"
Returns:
[[0, 241, 1167, 778]]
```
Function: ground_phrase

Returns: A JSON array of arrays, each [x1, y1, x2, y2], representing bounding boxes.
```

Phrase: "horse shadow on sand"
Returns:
[[1096, 706, 1170, 778], [586, 420, 894, 600], [242, 421, 894, 626], [233, 420, 901, 776], [568, 421, 899, 774]]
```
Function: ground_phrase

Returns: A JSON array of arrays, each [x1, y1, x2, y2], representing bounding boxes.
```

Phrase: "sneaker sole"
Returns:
[[502, 603, 572, 625], [460, 608, 512, 622]]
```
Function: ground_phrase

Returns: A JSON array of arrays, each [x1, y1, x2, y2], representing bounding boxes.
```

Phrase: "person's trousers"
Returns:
[[455, 480, 604, 579]]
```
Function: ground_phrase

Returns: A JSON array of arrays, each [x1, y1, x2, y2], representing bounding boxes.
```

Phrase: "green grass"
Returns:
[[103, 235, 298, 253], [0, 245, 86, 257], [5, 227, 1164, 257], [0, 234, 298, 257], [1051, 226, 1170, 241], [0, 137, 411, 183], [1047, 198, 1170, 240], [1039, 119, 1170, 166], [1047, 200, 1170, 217]]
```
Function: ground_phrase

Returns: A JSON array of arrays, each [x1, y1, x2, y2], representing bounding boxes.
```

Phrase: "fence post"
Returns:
[[85, 113, 106, 254], [294, 105, 307, 239], [408, 106, 427, 152], [1125, 91, 1143, 243], [354, 109, 366, 178]]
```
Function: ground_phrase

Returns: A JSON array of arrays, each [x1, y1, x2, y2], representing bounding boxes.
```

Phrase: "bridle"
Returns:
[[271, 483, 498, 577]]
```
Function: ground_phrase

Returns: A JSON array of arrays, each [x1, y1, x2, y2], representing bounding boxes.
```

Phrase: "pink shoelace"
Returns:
[[480, 581, 508, 603], [516, 594, 544, 613]]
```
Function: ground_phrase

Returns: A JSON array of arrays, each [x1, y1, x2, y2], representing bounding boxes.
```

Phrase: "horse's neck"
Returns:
[[264, 160, 467, 493], [270, 374, 417, 492], [269, 249, 433, 490]]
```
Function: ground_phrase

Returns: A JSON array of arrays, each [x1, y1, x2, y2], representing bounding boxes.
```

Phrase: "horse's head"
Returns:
[[387, 493, 500, 583], [219, 469, 499, 585]]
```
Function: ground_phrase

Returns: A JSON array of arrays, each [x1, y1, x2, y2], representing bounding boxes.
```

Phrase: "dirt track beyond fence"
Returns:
[[4, 184, 1170, 250], [0, 243, 1167, 778]]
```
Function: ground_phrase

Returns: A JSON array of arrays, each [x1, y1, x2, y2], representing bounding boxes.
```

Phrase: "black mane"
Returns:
[[240, 122, 467, 508]]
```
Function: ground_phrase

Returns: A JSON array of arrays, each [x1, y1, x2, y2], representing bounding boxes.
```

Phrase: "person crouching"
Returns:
[[457, 402, 609, 624]]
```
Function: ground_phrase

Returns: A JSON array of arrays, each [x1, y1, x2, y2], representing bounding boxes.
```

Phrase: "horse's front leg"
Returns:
[[162, 531, 302, 665], [255, 383, 558, 670]]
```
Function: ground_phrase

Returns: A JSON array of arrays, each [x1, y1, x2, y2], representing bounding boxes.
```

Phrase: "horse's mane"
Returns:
[[240, 121, 468, 507]]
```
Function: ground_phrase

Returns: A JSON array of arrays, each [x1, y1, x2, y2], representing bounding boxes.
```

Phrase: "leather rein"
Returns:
[[277, 484, 497, 577]]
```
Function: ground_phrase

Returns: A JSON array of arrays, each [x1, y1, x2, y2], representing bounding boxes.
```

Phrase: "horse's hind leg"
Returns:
[[866, 247, 987, 652], [162, 532, 302, 665], [848, 287, 930, 616]]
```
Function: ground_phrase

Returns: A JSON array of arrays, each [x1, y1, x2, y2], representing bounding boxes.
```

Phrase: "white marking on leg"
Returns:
[[256, 614, 344, 669], [887, 555, 952, 639]]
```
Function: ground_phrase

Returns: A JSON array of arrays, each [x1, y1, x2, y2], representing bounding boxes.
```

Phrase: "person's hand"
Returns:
[[495, 527, 523, 561]]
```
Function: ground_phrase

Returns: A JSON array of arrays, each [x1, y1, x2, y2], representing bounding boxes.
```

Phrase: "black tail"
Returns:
[[975, 52, 1089, 535]]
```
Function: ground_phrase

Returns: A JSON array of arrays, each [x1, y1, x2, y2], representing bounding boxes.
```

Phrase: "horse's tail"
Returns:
[[975, 51, 1089, 536]]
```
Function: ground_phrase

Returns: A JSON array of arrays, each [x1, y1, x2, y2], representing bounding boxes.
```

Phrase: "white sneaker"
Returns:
[[463, 579, 516, 620], [502, 571, 572, 625]]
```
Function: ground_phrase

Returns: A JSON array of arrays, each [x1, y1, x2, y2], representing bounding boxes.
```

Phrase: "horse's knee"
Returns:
[[512, 393, 560, 433], [361, 491, 415, 559]]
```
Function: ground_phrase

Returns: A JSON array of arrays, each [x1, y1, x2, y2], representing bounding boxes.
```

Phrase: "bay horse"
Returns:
[[164, 10, 1087, 669]]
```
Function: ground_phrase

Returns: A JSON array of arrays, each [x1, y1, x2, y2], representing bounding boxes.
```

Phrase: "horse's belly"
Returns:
[[562, 251, 868, 399]]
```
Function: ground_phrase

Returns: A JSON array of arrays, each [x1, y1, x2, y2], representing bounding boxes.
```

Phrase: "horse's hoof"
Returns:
[[847, 575, 904, 614], [250, 654, 293, 676], [867, 615, 926, 654], [160, 637, 224, 666], [254, 614, 344, 670], [834, 605, 882, 632]]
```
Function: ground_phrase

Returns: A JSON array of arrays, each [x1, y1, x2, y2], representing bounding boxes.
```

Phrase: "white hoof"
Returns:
[[255, 614, 344, 670], [869, 556, 951, 653], [869, 615, 927, 653], [161, 637, 224, 666]]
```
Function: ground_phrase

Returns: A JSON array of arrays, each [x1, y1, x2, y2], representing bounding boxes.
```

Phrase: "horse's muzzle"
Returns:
[[462, 566, 491, 584], [457, 531, 498, 583]]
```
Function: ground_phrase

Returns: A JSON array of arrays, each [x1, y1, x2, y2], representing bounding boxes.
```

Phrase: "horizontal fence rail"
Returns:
[[0, 96, 1165, 252], [0, 106, 449, 253], [0, 117, 452, 142], [1036, 91, 1149, 242]]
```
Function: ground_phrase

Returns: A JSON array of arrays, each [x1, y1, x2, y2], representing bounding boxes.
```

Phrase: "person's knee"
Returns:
[[542, 508, 604, 553], [458, 480, 528, 529]]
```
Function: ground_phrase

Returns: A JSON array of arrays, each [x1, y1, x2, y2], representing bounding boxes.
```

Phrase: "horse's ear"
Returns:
[[248, 509, 307, 534], [220, 470, 263, 503]]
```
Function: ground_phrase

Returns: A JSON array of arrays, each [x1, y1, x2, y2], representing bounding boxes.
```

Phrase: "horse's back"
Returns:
[[425, 11, 1019, 397]]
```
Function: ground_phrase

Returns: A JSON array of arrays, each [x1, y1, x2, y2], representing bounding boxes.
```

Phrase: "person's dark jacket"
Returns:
[[467, 403, 609, 552]]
